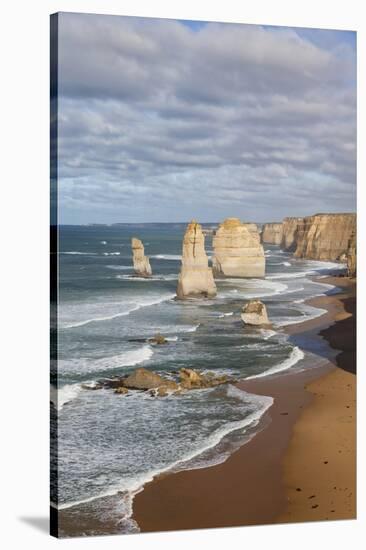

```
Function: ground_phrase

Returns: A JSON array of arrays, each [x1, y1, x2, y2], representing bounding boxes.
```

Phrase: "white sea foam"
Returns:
[[106, 265, 132, 271], [50, 383, 82, 411], [267, 271, 308, 280], [116, 274, 177, 282], [246, 346, 304, 380], [151, 254, 182, 261], [275, 303, 327, 327], [100, 241, 107, 245], [220, 278, 288, 299], [283, 261, 291, 266], [178, 323, 200, 333], [58, 346, 154, 376], [60, 293, 175, 329], [60, 251, 97, 256], [55, 384, 273, 514], [259, 329, 277, 339], [103, 252, 120, 256]]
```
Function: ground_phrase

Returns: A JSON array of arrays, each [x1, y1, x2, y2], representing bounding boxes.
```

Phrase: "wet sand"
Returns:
[[133, 276, 356, 532], [277, 277, 356, 523]]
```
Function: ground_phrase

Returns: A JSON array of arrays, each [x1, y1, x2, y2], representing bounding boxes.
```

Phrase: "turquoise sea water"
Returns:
[[51, 223, 344, 532]]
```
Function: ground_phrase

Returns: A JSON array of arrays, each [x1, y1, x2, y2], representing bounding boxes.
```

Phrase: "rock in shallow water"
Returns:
[[241, 299, 270, 326], [148, 333, 168, 345], [212, 218, 265, 278], [123, 368, 166, 390], [176, 220, 217, 299], [114, 386, 128, 395], [131, 237, 152, 277]]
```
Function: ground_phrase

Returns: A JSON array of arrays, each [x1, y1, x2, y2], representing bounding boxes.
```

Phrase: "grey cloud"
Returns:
[[56, 13, 356, 224]]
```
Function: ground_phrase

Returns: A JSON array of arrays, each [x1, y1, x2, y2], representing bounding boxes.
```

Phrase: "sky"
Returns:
[[55, 12, 356, 224]]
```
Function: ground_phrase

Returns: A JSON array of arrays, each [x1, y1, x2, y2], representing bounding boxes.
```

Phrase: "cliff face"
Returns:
[[212, 218, 265, 278], [293, 213, 356, 261], [281, 217, 304, 251], [347, 230, 356, 277], [176, 221, 217, 299], [261, 222, 283, 245], [131, 238, 152, 277]]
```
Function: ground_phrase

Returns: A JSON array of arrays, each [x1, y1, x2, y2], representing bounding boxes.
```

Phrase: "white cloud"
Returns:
[[56, 13, 356, 223]]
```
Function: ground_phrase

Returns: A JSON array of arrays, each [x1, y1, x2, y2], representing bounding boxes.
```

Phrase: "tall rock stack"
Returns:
[[261, 222, 283, 245], [281, 217, 304, 251], [212, 218, 265, 278], [293, 213, 356, 261], [176, 221, 217, 299], [131, 238, 152, 277]]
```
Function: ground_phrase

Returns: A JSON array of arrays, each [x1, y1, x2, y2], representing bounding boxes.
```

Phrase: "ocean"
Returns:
[[51, 223, 344, 534]]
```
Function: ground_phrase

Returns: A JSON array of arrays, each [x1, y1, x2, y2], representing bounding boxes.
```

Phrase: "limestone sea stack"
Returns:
[[281, 217, 304, 251], [212, 218, 265, 278], [261, 222, 283, 245], [293, 213, 356, 261], [131, 237, 152, 277], [176, 221, 217, 299], [241, 300, 270, 326]]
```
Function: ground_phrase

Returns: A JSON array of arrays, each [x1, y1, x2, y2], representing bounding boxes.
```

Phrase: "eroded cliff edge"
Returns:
[[261, 222, 283, 245], [293, 213, 356, 261]]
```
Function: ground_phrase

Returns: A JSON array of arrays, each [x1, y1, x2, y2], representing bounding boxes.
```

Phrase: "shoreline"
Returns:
[[132, 275, 356, 532], [276, 276, 356, 523]]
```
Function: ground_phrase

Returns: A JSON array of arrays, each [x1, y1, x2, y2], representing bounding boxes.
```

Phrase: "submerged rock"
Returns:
[[212, 218, 265, 278], [114, 386, 129, 395], [131, 237, 152, 277], [241, 300, 270, 326], [176, 220, 217, 299], [148, 333, 168, 345], [179, 368, 230, 389]]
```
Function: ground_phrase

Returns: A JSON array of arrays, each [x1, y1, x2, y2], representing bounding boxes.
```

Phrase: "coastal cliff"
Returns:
[[176, 221, 217, 299], [212, 218, 265, 278], [347, 230, 356, 277], [261, 223, 283, 245], [293, 213, 356, 261], [281, 217, 304, 252], [131, 238, 152, 277]]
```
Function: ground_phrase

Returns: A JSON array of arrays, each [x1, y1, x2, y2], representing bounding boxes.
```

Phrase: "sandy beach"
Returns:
[[133, 275, 356, 531]]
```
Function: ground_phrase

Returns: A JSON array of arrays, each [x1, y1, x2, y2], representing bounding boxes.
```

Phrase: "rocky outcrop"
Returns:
[[114, 386, 129, 395], [293, 213, 356, 261], [179, 368, 231, 389], [261, 222, 283, 245], [241, 300, 270, 326], [123, 368, 167, 390], [95, 367, 233, 397], [131, 238, 152, 277], [281, 217, 304, 251], [347, 230, 356, 277], [212, 218, 265, 278], [176, 221, 217, 299], [148, 333, 168, 345]]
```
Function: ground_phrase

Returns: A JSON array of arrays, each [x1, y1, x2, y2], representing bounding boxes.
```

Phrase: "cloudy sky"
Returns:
[[56, 12, 356, 224]]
